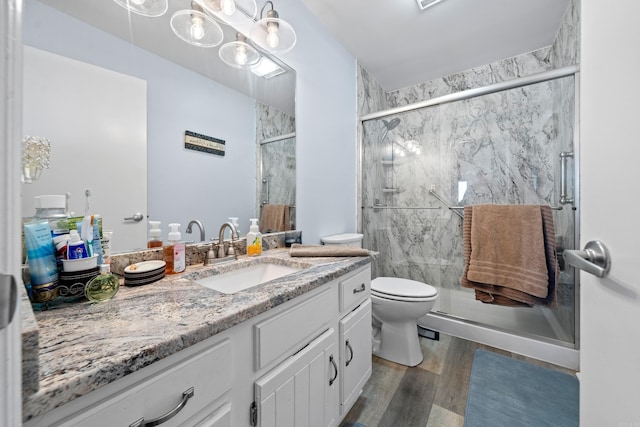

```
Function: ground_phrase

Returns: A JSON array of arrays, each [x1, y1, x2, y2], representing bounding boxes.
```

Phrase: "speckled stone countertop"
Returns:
[[22, 248, 371, 422]]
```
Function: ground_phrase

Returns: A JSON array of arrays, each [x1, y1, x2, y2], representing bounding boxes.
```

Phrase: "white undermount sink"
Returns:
[[195, 263, 303, 294]]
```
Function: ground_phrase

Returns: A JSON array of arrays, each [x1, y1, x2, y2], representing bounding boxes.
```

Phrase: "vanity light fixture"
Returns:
[[250, 1, 297, 54], [21, 136, 51, 184], [219, 33, 261, 68], [200, 0, 258, 27], [170, 1, 224, 47], [112, 0, 168, 17]]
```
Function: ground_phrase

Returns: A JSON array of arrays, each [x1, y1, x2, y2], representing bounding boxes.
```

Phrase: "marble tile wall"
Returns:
[[358, 0, 580, 343], [256, 103, 296, 228]]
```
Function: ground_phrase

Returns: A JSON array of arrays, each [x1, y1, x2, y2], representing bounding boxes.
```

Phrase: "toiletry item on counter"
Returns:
[[85, 264, 119, 302], [163, 223, 186, 274], [247, 218, 262, 256], [52, 234, 70, 269], [229, 217, 240, 235], [67, 229, 89, 260], [33, 194, 70, 236], [24, 221, 59, 302], [102, 230, 113, 261], [148, 220, 162, 248]]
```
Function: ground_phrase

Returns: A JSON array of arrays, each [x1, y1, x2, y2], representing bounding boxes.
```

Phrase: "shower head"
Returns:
[[382, 118, 401, 131]]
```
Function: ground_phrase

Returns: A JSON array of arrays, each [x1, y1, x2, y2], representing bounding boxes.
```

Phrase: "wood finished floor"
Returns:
[[340, 333, 576, 427]]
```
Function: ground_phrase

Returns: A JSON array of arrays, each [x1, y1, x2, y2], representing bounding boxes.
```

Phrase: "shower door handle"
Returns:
[[563, 240, 611, 278]]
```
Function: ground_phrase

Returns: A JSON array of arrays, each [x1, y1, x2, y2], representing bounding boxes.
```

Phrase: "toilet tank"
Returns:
[[321, 233, 364, 248]]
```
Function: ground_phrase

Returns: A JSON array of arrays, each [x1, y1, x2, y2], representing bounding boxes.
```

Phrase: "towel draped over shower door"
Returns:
[[461, 204, 558, 307]]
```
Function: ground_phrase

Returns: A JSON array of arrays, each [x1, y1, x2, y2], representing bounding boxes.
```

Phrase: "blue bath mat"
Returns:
[[464, 349, 578, 427]]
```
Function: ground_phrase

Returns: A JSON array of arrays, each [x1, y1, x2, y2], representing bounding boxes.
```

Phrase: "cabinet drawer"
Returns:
[[255, 287, 335, 370], [339, 267, 371, 312], [58, 339, 232, 427]]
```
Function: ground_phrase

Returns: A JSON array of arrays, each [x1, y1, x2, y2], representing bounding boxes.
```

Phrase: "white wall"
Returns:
[[580, 0, 640, 424], [23, 0, 257, 245], [274, 0, 358, 244]]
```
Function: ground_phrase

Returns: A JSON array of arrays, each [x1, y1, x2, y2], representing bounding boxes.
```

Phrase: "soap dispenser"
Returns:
[[163, 223, 186, 274], [147, 220, 162, 248], [246, 218, 262, 256]]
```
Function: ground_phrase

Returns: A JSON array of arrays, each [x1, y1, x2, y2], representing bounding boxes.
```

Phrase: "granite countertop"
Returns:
[[22, 248, 371, 422]]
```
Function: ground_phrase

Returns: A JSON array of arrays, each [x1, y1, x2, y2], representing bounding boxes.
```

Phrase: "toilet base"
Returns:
[[372, 322, 424, 367]]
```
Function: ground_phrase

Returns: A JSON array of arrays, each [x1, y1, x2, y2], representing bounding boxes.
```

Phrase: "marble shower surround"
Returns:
[[357, 0, 579, 343]]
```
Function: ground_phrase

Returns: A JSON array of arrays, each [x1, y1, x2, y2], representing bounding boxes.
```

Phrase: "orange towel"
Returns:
[[260, 204, 290, 233], [461, 204, 558, 307]]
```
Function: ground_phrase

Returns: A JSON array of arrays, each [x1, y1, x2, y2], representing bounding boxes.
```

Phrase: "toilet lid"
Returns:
[[371, 277, 438, 299]]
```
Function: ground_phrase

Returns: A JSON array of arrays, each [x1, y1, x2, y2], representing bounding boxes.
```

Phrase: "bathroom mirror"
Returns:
[[21, 0, 296, 252]]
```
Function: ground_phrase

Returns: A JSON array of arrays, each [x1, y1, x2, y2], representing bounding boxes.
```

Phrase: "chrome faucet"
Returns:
[[186, 219, 205, 242], [217, 222, 239, 260]]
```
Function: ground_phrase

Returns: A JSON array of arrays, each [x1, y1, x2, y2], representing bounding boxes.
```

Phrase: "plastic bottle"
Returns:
[[67, 229, 89, 260], [163, 223, 186, 274], [246, 218, 262, 256], [229, 217, 240, 235], [85, 264, 120, 302], [148, 221, 162, 248]]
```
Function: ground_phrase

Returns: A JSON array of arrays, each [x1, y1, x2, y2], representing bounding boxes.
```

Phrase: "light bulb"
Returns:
[[221, 0, 236, 15], [190, 16, 205, 40], [235, 45, 248, 65], [266, 24, 279, 48]]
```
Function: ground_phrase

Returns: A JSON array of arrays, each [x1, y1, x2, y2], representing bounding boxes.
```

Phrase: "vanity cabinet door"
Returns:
[[254, 328, 339, 427], [339, 299, 372, 415]]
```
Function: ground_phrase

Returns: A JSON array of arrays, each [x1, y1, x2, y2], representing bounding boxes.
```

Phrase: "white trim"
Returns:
[[0, 0, 24, 425], [260, 132, 296, 145], [422, 313, 580, 370]]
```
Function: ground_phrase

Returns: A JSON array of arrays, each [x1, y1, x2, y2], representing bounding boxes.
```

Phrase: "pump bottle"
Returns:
[[163, 223, 186, 274], [148, 221, 162, 248], [246, 218, 262, 256]]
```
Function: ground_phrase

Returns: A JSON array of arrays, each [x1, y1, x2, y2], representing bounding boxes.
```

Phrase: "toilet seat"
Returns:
[[371, 277, 438, 301]]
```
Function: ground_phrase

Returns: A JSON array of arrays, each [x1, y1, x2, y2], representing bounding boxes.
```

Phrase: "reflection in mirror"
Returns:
[[21, 0, 295, 253]]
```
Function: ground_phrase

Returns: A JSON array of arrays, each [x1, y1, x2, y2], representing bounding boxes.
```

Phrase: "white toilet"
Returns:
[[321, 233, 439, 367]]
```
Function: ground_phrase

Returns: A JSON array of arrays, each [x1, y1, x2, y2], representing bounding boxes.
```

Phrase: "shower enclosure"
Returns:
[[359, 67, 579, 365], [259, 133, 296, 229]]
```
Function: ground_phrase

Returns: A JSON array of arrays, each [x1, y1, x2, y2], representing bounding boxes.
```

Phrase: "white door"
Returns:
[[21, 46, 148, 252], [255, 328, 338, 427], [0, 0, 24, 425], [580, 0, 640, 424]]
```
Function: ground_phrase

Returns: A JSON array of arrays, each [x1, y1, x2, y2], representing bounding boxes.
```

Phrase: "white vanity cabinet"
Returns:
[[24, 264, 371, 427]]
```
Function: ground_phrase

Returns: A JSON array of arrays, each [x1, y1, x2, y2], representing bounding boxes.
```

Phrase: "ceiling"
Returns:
[[301, 0, 570, 91]]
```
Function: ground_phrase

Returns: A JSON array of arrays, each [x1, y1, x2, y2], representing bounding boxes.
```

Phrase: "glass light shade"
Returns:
[[219, 40, 261, 69], [21, 136, 51, 184], [250, 17, 296, 54], [112, 0, 168, 17], [199, 0, 257, 26], [170, 9, 224, 47]]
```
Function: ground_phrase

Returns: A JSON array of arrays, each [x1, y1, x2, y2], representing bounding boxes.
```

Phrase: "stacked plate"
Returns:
[[124, 260, 166, 286]]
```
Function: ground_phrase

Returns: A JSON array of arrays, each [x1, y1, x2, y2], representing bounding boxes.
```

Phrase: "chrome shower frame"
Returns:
[[357, 65, 581, 369]]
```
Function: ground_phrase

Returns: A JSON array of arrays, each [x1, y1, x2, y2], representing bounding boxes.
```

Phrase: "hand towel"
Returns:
[[290, 244, 370, 257], [260, 204, 290, 233], [461, 205, 558, 307]]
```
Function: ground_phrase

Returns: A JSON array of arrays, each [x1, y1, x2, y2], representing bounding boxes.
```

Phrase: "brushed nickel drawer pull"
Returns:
[[345, 339, 354, 367], [353, 283, 366, 294], [329, 355, 338, 386], [130, 387, 195, 427]]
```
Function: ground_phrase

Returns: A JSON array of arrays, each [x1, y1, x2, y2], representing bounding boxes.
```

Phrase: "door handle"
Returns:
[[124, 212, 144, 222], [563, 240, 611, 278], [0, 274, 18, 331]]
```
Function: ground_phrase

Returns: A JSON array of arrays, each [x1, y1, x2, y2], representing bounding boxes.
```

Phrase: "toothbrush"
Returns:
[[85, 189, 91, 215]]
